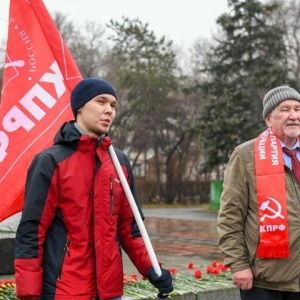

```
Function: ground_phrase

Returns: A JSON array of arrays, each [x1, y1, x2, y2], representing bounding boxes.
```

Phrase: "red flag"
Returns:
[[0, 0, 82, 222]]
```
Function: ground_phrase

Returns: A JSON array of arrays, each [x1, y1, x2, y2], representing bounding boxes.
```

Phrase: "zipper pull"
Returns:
[[110, 177, 114, 215], [65, 240, 71, 257]]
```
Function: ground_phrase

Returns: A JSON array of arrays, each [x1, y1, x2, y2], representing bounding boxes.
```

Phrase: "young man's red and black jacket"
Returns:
[[15, 121, 152, 300]]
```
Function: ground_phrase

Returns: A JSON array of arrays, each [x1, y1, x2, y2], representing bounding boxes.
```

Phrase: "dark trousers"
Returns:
[[240, 287, 300, 300]]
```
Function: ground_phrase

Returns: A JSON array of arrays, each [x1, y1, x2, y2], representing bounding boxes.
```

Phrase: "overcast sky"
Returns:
[[0, 0, 229, 50]]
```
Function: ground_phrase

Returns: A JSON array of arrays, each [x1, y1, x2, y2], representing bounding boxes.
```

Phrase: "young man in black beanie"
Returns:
[[217, 86, 300, 300], [14, 78, 173, 300]]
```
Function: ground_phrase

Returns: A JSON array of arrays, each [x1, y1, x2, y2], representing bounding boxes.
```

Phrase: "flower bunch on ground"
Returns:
[[206, 261, 230, 275], [124, 260, 232, 298], [1, 261, 232, 299], [0, 280, 18, 300]]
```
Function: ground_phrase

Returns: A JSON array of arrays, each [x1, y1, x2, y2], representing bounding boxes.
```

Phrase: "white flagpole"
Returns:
[[108, 145, 162, 277]]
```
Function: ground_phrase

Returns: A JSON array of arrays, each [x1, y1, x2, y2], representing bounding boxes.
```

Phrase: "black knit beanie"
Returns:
[[71, 78, 117, 118], [262, 86, 300, 119]]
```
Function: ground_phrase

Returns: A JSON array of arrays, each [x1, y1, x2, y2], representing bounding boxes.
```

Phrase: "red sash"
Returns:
[[254, 128, 290, 258]]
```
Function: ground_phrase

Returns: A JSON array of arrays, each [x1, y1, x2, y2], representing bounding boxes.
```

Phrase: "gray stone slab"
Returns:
[[123, 287, 240, 300], [196, 287, 239, 300], [0, 238, 15, 275]]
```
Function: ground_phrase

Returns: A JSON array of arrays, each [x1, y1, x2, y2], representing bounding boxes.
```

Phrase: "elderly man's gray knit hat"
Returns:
[[71, 78, 117, 118], [262, 86, 300, 119]]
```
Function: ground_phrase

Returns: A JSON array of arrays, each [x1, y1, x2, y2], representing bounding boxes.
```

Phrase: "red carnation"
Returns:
[[194, 269, 202, 279], [188, 262, 194, 269]]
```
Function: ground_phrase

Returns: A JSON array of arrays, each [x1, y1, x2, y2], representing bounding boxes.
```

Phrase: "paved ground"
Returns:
[[122, 207, 222, 276], [0, 206, 223, 280]]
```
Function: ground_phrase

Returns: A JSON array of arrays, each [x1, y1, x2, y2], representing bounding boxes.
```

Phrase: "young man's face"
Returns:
[[76, 94, 117, 137], [266, 100, 300, 146]]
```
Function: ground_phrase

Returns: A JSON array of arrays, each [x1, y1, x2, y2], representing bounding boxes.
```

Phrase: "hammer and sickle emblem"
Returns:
[[260, 197, 284, 221]]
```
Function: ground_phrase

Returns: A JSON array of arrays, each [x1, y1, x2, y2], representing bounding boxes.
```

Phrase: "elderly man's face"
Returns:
[[266, 100, 300, 147]]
